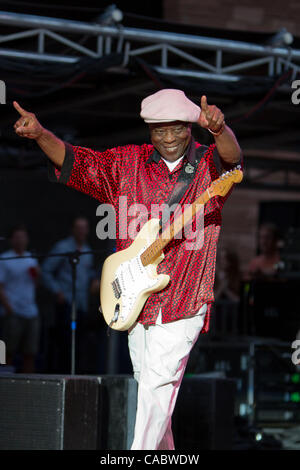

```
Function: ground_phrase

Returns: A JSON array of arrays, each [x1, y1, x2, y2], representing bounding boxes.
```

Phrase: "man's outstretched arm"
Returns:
[[13, 100, 122, 205], [13, 101, 66, 169]]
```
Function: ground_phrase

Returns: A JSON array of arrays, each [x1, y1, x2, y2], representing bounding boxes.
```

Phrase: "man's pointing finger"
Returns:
[[201, 95, 208, 111], [13, 101, 27, 117]]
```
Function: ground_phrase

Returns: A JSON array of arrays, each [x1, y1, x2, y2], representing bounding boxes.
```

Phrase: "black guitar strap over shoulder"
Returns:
[[160, 139, 208, 231]]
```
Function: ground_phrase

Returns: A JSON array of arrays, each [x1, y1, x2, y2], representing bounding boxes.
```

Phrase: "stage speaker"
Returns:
[[173, 375, 236, 450], [97, 375, 137, 450], [0, 374, 100, 450], [0, 373, 235, 450]]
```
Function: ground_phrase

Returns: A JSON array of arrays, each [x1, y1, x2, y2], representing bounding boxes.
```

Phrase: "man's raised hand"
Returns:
[[198, 95, 225, 134], [13, 101, 44, 139]]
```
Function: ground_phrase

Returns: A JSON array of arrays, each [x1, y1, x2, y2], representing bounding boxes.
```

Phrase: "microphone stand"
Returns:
[[68, 250, 80, 375]]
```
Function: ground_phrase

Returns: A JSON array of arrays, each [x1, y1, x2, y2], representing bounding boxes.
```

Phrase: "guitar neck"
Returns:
[[141, 189, 211, 266]]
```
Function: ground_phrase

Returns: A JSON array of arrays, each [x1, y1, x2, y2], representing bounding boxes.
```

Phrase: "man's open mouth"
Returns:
[[165, 145, 179, 152]]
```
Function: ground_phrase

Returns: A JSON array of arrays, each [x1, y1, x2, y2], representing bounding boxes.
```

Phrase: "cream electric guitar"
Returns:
[[100, 167, 243, 331]]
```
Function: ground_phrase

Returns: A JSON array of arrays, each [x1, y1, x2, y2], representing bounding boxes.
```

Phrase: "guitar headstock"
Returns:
[[208, 166, 243, 197]]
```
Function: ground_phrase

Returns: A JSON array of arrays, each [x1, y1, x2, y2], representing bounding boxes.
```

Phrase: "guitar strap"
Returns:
[[160, 138, 208, 231]]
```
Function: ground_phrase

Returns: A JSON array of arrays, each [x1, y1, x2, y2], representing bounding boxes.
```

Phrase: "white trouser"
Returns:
[[128, 304, 207, 450]]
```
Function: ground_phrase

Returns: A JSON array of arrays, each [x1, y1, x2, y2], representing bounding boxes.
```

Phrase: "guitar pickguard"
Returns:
[[114, 247, 159, 322]]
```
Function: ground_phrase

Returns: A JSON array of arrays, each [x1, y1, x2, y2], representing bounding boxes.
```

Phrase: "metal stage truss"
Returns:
[[0, 10, 299, 84]]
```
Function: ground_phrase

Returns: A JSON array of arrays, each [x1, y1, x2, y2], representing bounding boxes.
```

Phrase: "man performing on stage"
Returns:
[[13, 89, 242, 450]]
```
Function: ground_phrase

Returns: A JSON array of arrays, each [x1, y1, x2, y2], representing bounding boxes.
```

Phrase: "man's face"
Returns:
[[149, 121, 192, 162], [259, 227, 276, 254], [11, 230, 28, 252], [72, 218, 89, 245]]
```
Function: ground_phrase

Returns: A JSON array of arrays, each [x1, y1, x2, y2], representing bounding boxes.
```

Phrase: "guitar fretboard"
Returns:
[[140, 190, 210, 266]]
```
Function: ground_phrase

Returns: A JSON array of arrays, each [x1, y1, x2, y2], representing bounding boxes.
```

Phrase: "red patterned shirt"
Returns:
[[48, 137, 241, 333]]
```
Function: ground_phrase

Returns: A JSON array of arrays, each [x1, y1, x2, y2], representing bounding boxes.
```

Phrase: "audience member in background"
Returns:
[[0, 224, 40, 372], [246, 223, 281, 280], [213, 247, 241, 335], [214, 247, 241, 303], [42, 216, 96, 373]]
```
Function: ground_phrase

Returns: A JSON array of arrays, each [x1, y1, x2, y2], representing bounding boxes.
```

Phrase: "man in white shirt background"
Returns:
[[0, 224, 40, 373]]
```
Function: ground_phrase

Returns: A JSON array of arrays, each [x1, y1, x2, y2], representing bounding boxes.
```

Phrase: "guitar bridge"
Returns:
[[111, 278, 122, 299]]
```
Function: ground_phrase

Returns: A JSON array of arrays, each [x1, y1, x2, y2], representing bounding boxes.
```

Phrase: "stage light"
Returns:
[[95, 4, 123, 25], [268, 27, 294, 47]]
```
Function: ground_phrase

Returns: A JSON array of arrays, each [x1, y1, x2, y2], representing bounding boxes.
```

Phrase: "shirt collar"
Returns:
[[146, 136, 197, 167], [68, 236, 89, 251]]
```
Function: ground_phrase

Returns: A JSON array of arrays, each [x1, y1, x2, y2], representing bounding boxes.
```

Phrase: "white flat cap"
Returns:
[[140, 88, 201, 123]]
